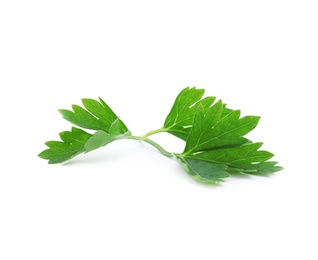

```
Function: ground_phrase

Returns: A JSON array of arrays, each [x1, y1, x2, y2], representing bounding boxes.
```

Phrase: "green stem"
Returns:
[[128, 135, 174, 158], [143, 128, 167, 138]]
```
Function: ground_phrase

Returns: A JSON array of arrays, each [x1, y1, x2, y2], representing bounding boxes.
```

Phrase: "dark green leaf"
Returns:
[[38, 127, 92, 164], [59, 126, 93, 144], [184, 103, 260, 153], [163, 87, 216, 140], [185, 142, 280, 174], [59, 97, 128, 133], [59, 106, 103, 130], [228, 161, 283, 175], [193, 142, 273, 167], [39, 127, 131, 163], [177, 157, 230, 183], [178, 92, 282, 180]]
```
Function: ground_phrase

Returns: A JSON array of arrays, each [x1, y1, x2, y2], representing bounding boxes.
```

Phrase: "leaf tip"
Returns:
[[98, 96, 106, 104], [38, 151, 46, 159], [81, 98, 89, 104], [58, 109, 69, 117], [275, 166, 284, 172]]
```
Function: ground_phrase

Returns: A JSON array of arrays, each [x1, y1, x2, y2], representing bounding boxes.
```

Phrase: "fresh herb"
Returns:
[[39, 87, 283, 184]]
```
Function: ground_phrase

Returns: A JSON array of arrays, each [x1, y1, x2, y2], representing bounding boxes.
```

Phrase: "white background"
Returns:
[[0, 1, 317, 259]]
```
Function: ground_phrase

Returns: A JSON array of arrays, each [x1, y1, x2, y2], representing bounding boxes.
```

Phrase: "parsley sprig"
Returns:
[[39, 87, 283, 184]]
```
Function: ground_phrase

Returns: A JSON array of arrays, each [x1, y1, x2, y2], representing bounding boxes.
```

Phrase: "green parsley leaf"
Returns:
[[183, 103, 260, 153], [178, 157, 230, 183], [39, 97, 130, 163], [39, 87, 283, 185], [38, 127, 92, 164], [59, 97, 128, 133], [177, 98, 282, 183], [163, 87, 216, 140]]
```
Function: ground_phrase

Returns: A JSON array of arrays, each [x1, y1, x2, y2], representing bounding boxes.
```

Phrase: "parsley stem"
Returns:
[[142, 138, 174, 158], [128, 135, 174, 158], [143, 128, 167, 138]]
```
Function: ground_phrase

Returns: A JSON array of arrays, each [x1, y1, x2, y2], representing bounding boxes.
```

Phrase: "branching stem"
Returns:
[[143, 128, 167, 138], [128, 134, 174, 158]]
